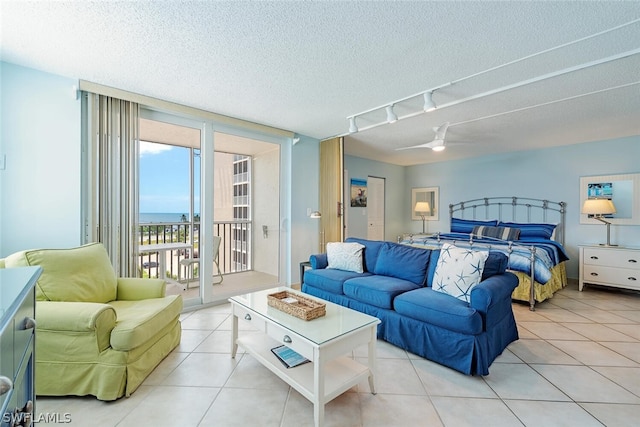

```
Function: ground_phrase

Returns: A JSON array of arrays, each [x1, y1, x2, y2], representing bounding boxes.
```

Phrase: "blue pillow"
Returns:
[[451, 218, 498, 234], [373, 242, 431, 285], [473, 225, 520, 241], [481, 252, 508, 280], [500, 222, 557, 240]]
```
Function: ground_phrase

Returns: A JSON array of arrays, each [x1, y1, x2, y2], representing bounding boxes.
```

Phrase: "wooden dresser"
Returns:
[[579, 245, 640, 292], [1, 266, 41, 427]]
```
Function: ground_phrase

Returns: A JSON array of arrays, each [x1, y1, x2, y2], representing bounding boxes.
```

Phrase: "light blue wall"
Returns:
[[0, 62, 321, 282], [1, 62, 82, 256], [345, 155, 405, 241], [404, 137, 640, 279]]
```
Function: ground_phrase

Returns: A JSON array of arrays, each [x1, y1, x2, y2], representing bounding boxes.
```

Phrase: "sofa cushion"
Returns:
[[326, 241, 365, 273], [343, 275, 421, 309], [5, 243, 117, 303], [394, 288, 483, 335], [432, 243, 488, 303], [345, 237, 386, 272], [108, 294, 182, 351], [303, 268, 370, 295], [373, 242, 431, 285]]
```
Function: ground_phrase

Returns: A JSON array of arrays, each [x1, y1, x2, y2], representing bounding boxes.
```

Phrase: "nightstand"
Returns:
[[579, 245, 640, 291]]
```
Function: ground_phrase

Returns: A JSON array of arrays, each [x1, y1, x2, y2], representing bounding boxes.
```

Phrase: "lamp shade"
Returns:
[[415, 202, 431, 213], [582, 199, 616, 215]]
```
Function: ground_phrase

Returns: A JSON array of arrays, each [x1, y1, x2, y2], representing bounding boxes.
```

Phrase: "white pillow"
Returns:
[[326, 242, 365, 273], [432, 243, 489, 303]]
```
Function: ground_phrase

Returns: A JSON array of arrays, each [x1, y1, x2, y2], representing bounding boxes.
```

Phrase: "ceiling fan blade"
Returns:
[[395, 141, 435, 150], [433, 122, 450, 140]]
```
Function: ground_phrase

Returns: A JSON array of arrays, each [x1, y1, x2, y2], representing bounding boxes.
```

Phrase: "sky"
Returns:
[[139, 141, 199, 214]]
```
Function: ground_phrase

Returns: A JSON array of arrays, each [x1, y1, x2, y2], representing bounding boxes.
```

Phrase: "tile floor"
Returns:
[[38, 282, 640, 426]]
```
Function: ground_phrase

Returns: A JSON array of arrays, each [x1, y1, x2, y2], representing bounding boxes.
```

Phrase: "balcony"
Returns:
[[139, 220, 276, 302]]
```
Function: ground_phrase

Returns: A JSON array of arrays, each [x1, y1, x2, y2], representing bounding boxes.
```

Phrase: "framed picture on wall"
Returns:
[[350, 178, 367, 207]]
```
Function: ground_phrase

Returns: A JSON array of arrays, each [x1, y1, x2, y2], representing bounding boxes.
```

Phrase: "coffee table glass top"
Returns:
[[230, 287, 380, 345]]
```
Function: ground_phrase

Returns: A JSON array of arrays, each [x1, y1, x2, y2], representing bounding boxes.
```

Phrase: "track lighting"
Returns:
[[386, 105, 398, 123], [423, 91, 436, 112], [345, 83, 450, 134], [349, 117, 358, 133]]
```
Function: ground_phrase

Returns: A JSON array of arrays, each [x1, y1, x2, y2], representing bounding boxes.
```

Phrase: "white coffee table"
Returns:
[[230, 287, 380, 427]]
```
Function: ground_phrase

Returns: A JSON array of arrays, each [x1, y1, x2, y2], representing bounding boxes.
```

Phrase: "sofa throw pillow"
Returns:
[[326, 242, 365, 273], [432, 243, 489, 303], [472, 225, 520, 241]]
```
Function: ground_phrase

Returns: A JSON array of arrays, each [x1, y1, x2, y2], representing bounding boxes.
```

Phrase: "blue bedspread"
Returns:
[[401, 233, 569, 285]]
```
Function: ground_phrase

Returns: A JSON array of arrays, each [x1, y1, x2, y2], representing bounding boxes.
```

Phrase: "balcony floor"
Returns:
[[166, 270, 280, 306]]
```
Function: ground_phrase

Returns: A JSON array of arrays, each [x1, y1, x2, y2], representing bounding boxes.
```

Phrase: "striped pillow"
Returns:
[[473, 225, 520, 241]]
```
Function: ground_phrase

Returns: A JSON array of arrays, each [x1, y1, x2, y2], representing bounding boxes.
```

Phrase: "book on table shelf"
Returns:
[[271, 345, 310, 368]]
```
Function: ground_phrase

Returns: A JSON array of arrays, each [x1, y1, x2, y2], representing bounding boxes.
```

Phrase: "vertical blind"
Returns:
[[82, 93, 139, 276]]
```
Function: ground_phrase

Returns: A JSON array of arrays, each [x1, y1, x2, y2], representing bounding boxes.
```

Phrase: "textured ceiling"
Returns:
[[2, 1, 639, 166]]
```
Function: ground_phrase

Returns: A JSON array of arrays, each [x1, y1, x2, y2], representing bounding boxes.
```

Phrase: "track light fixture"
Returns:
[[349, 117, 358, 133], [386, 105, 398, 123], [345, 83, 450, 134], [423, 91, 436, 112]]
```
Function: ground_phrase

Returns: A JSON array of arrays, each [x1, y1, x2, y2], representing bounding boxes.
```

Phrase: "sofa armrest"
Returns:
[[309, 253, 328, 269], [36, 301, 116, 352], [117, 277, 166, 300], [470, 272, 519, 329]]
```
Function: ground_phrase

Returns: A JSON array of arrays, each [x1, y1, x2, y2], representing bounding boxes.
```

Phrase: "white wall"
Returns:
[[252, 146, 281, 276], [1, 62, 81, 256]]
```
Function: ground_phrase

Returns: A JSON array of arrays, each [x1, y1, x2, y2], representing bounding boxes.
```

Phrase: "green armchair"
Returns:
[[2, 243, 182, 400]]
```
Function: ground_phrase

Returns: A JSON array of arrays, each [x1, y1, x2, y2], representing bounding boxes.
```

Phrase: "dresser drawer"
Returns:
[[582, 264, 640, 290], [233, 304, 266, 333], [583, 248, 640, 270], [264, 321, 314, 361], [13, 288, 35, 368]]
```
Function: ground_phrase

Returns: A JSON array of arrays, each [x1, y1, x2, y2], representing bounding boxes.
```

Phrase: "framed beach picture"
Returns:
[[350, 178, 367, 207]]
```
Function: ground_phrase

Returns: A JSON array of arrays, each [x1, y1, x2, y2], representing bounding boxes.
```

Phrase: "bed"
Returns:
[[401, 196, 569, 310]]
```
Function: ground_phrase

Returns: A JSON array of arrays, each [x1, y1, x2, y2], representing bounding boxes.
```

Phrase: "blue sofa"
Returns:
[[302, 237, 519, 375]]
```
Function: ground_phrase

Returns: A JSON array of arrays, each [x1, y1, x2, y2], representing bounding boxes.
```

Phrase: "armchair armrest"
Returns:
[[116, 277, 166, 300], [470, 272, 519, 329], [309, 253, 328, 269], [36, 301, 116, 352]]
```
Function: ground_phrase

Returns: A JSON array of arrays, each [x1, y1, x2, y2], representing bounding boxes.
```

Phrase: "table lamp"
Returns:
[[582, 198, 617, 246], [415, 201, 431, 234]]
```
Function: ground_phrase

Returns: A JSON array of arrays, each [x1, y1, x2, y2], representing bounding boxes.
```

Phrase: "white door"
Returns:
[[367, 176, 385, 240]]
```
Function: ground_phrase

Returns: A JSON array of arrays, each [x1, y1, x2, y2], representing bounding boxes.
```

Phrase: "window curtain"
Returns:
[[81, 93, 139, 277]]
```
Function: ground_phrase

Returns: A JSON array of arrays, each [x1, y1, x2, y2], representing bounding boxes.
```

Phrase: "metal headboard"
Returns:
[[449, 197, 566, 247]]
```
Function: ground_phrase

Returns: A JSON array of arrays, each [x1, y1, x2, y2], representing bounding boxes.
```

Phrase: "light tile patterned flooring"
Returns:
[[38, 282, 640, 426]]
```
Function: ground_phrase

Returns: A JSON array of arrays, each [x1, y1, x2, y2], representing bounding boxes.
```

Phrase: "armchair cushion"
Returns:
[[117, 278, 166, 300], [5, 243, 117, 303], [108, 295, 182, 351], [36, 301, 116, 353]]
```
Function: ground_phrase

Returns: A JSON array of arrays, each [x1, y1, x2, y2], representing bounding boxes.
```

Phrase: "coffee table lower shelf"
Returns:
[[236, 334, 370, 404]]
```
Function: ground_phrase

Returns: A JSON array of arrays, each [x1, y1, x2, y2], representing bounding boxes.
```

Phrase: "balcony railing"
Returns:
[[137, 221, 251, 281]]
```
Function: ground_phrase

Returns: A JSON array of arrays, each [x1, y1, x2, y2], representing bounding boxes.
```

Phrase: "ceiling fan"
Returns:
[[396, 122, 450, 152]]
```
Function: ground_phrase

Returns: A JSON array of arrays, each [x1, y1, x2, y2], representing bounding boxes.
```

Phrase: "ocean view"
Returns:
[[139, 212, 193, 223]]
